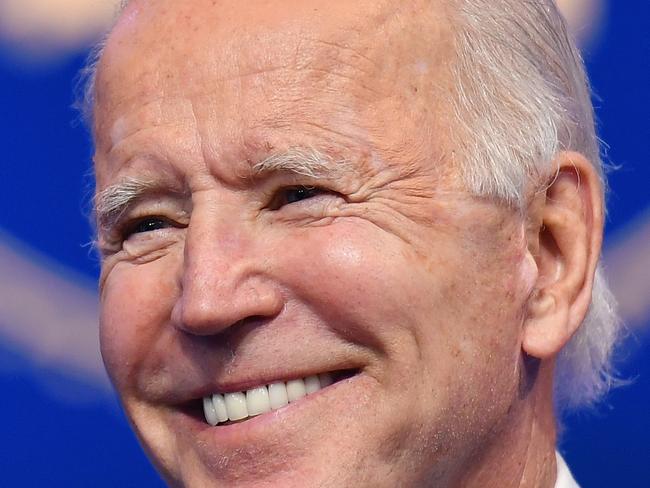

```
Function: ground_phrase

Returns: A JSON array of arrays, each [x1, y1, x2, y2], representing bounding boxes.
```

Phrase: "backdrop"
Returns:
[[0, 1, 648, 486]]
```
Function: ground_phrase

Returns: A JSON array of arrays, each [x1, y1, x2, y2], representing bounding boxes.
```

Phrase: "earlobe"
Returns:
[[523, 290, 570, 358], [522, 152, 604, 359]]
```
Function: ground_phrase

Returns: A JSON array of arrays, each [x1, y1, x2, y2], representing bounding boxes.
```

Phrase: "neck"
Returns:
[[454, 360, 559, 488]]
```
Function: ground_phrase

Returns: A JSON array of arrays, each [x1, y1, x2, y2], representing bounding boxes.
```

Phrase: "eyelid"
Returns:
[[100, 201, 189, 248], [98, 215, 186, 260], [267, 185, 333, 210], [122, 215, 181, 238], [97, 187, 189, 230]]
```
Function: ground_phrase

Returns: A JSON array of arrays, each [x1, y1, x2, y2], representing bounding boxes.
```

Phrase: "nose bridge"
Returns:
[[175, 209, 282, 335]]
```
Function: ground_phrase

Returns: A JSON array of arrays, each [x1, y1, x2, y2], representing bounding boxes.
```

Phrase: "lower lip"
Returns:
[[180, 373, 362, 447]]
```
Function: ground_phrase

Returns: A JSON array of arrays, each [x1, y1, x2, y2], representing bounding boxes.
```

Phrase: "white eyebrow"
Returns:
[[94, 148, 350, 229], [252, 147, 350, 179], [94, 177, 161, 231]]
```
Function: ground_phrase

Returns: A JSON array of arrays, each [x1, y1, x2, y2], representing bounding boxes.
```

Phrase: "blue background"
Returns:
[[0, 2, 648, 486]]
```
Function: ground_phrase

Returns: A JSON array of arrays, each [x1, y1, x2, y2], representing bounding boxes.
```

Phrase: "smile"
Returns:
[[202, 370, 356, 426]]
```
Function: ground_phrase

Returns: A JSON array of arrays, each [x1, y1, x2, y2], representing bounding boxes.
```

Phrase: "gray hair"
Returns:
[[79, 0, 621, 411], [450, 0, 620, 411]]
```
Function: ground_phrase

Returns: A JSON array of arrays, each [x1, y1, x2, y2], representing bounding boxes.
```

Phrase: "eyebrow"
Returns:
[[252, 147, 350, 179], [94, 147, 350, 230], [94, 177, 164, 231]]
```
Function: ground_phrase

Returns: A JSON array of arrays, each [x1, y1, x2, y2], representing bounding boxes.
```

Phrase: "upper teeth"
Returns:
[[202, 373, 334, 426]]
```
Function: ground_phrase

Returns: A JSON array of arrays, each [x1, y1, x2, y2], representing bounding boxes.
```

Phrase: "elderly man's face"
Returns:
[[94, 0, 537, 486]]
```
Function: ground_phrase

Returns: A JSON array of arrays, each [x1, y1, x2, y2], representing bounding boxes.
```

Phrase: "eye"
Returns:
[[124, 216, 174, 238], [284, 186, 322, 204], [270, 185, 326, 209]]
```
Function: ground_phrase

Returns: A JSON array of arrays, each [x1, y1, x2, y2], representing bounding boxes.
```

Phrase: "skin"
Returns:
[[93, 0, 604, 486]]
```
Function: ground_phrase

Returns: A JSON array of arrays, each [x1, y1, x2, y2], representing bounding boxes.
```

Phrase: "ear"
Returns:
[[522, 151, 604, 359]]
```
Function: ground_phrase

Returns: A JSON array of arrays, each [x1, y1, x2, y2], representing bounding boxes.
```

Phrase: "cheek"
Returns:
[[274, 218, 525, 362], [275, 221, 527, 460], [99, 259, 179, 388], [438, 252, 525, 363], [432, 243, 528, 396], [276, 222, 428, 349]]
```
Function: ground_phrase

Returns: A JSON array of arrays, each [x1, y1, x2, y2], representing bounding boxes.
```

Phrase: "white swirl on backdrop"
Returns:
[[0, 0, 120, 60]]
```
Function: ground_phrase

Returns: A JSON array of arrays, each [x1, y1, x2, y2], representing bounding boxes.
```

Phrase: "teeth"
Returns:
[[304, 375, 321, 394], [268, 382, 289, 410], [225, 392, 248, 421], [202, 372, 338, 426], [203, 396, 219, 426], [286, 378, 307, 402], [246, 386, 271, 416], [212, 393, 229, 423], [319, 372, 333, 387]]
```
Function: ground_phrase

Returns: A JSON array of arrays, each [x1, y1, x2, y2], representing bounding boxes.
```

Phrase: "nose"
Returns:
[[171, 214, 283, 336]]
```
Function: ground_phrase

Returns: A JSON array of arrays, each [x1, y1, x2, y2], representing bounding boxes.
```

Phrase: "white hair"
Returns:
[[449, 0, 620, 410], [79, 0, 621, 411]]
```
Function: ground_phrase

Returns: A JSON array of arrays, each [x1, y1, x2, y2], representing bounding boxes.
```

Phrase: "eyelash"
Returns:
[[268, 185, 328, 210], [116, 185, 331, 240], [120, 215, 178, 240]]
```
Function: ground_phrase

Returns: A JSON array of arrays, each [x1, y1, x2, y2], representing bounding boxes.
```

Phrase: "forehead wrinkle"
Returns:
[[103, 96, 198, 155]]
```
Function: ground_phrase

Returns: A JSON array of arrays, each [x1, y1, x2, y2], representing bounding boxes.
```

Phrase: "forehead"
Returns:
[[94, 0, 456, 184], [101, 0, 452, 70]]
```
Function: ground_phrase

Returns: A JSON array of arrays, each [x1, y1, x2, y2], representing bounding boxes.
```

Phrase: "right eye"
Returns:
[[123, 216, 174, 238]]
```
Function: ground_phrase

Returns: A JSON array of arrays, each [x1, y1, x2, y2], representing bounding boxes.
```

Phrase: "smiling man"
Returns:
[[87, 0, 620, 486]]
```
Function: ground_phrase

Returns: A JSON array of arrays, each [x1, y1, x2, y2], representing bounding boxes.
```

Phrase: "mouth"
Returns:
[[197, 369, 359, 426]]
